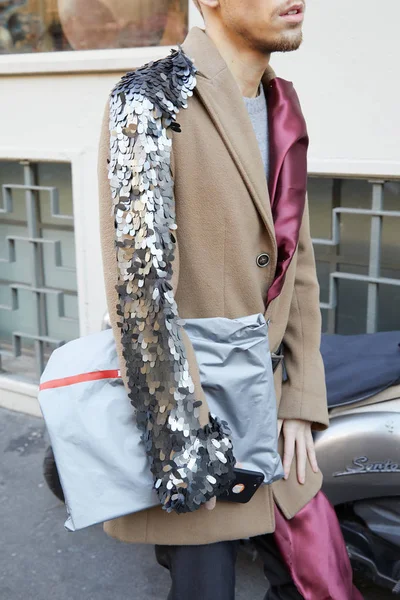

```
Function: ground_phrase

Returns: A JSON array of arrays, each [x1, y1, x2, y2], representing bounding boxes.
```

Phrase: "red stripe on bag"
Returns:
[[39, 370, 121, 391]]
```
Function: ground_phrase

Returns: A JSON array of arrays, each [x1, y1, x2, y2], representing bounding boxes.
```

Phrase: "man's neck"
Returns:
[[204, 24, 270, 98]]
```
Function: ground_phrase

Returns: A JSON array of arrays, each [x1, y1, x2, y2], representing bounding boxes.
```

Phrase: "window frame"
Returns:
[[0, 0, 203, 76], [308, 173, 400, 335]]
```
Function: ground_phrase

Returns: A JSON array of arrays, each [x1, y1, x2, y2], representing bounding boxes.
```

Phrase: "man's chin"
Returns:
[[266, 31, 303, 54]]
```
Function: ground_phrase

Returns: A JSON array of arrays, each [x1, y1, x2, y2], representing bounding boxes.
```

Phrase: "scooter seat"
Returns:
[[321, 331, 400, 408]]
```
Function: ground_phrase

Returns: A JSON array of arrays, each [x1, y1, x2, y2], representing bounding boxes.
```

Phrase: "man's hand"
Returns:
[[204, 461, 244, 511], [278, 418, 319, 484], [205, 420, 318, 508], [205, 497, 217, 510]]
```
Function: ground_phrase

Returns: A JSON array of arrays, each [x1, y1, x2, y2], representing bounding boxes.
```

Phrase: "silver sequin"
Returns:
[[108, 49, 235, 514]]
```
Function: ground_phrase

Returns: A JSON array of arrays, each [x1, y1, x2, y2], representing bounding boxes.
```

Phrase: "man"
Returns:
[[98, 1, 362, 598]]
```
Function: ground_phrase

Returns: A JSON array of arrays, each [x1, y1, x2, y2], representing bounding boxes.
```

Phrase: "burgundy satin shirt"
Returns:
[[266, 77, 309, 303]]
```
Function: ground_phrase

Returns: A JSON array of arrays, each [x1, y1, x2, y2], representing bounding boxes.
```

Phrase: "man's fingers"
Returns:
[[205, 497, 216, 511], [204, 462, 242, 511], [205, 459, 245, 511], [282, 428, 295, 480], [281, 420, 319, 484], [306, 428, 319, 474], [296, 434, 307, 485]]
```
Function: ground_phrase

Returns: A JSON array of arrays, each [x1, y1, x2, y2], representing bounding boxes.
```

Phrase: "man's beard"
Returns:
[[253, 31, 303, 54], [270, 31, 303, 52]]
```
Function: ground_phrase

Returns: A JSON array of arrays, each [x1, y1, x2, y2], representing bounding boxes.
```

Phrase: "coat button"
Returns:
[[256, 253, 270, 268]]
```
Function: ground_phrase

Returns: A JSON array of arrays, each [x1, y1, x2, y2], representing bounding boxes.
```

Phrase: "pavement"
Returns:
[[0, 407, 391, 600]]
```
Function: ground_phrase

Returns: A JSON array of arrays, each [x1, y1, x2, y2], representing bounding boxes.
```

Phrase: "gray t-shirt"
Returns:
[[243, 85, 269, 181]]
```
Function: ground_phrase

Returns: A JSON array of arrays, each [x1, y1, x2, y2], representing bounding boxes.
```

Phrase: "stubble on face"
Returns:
[[220, 0, 304, 55], [265, 29, 303, 53]]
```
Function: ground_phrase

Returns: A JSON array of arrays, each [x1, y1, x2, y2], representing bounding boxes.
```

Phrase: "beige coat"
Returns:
[[98, 27, 329, 546]]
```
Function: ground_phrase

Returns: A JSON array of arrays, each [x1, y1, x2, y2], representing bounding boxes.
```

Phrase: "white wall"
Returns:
[[192, 0, 400, 177], [0, 71, 115, 414], [0, 0, 398, 413], [0, 70, 126, 338], [270, 0, 400, 177]]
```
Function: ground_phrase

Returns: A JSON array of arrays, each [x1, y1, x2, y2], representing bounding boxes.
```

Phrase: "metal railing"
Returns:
[[2, 167, 398, 380], [0, 160, 78, 380], [311, 178, 400, 334]]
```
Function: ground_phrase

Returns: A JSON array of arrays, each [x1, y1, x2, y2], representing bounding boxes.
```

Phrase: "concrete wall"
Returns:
[[0, 0, 399, 413], [192, 0, 400, 177], [270, 0, 400, 177]]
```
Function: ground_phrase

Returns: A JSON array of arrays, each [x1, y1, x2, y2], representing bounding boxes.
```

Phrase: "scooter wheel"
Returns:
[[43, 445, 65, 503]]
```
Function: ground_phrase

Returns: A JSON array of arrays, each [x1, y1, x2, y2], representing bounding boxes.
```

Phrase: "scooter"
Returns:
[[315, 331, 400, 595], [42, 323, 400, 593]]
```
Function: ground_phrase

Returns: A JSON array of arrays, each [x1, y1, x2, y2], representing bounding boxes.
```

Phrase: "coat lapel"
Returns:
[[182, 28, 277, 252], [182, 28, 309, 306]]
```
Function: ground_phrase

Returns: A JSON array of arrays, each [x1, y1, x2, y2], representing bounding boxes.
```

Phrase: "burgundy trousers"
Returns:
[[273, 491, 363, 600]]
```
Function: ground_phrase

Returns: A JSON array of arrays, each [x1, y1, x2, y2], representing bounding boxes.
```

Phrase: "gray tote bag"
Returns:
[[38, 313, 283, 531]]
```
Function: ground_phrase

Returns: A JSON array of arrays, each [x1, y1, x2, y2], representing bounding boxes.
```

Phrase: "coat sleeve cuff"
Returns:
[[278, 385, 329, 431]]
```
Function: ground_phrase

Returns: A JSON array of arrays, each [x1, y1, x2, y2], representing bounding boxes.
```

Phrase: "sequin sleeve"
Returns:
[[102, 49, 236, 514]]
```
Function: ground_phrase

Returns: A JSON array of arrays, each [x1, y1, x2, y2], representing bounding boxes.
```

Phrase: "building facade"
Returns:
[[0, 0, 399, 415]]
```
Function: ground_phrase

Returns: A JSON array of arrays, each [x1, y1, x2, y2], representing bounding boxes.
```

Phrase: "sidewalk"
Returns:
[[0, 407, 386, 600]]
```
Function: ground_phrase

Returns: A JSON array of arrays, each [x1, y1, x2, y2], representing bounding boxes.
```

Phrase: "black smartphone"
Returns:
[[219, 467, 264, 504]]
